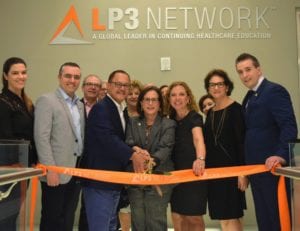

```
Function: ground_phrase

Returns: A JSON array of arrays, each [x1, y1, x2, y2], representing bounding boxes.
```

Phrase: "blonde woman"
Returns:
[[167, 81, 207, 231], [125, 79, 143, 117]]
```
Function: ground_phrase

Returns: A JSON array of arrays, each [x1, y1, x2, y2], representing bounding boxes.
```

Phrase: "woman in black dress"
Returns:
[[0, 57, 36, 230], [167, 81, 207, 231], [204, 69, 248, 231]]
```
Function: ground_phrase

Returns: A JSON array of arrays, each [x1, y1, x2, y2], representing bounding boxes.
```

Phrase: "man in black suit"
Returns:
[[81, 70, 149, 231], [236, 53, 298, 230], [79, 74, 102, 231]]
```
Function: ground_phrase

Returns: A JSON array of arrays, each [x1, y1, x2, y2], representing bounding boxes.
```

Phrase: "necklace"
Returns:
[[145, 124, 153, 145], [211, 108, 227, 146]]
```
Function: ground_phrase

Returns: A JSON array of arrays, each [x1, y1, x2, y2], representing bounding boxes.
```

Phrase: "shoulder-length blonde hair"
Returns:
[[166, 81, 199, 118]]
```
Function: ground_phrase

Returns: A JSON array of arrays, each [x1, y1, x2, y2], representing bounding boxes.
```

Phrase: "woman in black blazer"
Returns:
[[0, 57, 36, 231], [126, 86, 176, 231]]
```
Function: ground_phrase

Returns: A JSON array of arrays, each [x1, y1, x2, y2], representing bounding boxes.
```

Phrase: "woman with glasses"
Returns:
[[167, 81, 207, 231], [117, 79, 143, 231], [125, 86, 176, 231], [0, 57, 37, 230], [204, 69, 248, 231]]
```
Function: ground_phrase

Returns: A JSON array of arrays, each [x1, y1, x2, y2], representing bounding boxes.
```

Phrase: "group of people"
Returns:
[[0, 53, 297, 231]]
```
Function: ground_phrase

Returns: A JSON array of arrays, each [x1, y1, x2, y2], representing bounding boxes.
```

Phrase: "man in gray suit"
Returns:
[[34, 62, 85, 231]]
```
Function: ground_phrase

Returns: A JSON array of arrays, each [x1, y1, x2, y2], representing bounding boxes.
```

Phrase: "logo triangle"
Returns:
[[49, 5, 92, 45]]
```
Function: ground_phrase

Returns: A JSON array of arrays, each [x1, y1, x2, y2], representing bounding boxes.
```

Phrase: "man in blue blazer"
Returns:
[[81, 70, 148, 231], [235, 53, 298, 231]]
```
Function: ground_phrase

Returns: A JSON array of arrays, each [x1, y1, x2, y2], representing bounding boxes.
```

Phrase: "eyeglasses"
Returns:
[[143, 98, 159, 103], [208, 82, 225, 88], [84, 82, 101, 88], [110, 82, 131, 89], [62, 73, 81, 80]]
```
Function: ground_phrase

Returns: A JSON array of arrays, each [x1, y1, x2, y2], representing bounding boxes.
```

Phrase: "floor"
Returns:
[[66, 227, 259, 231]]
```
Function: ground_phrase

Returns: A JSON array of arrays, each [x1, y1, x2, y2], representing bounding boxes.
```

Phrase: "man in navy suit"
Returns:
[[235, 53, 298, 231], [79, 74, 102, 231], [81, 70, 149, 231]]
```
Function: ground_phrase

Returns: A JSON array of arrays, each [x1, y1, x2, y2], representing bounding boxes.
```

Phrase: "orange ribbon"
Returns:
[[29, 164, 291, 231]]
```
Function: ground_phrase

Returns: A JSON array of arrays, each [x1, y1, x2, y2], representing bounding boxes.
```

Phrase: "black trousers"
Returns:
[[40, 177, 81, 231], [78, 193, 89, 231]]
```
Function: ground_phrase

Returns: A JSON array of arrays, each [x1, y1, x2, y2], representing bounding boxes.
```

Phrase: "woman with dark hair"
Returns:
[[159, 85, 169, 116], [204, 69, 248, 231], [159, 85, 168, 97], [117, 79, 143, 231], [126, 86, 176, 231], [0, 57, 37, 230], [167, 81, 207, 231], [198, 94, 215, 115]]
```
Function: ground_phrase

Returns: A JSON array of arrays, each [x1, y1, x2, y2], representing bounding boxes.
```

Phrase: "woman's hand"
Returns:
[[192, 159, 205, 176], [238, 176, 249, 191]]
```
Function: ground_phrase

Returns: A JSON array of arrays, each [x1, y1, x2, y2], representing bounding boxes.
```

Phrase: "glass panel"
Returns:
[[0, 140, 29, 231], [289, 141, 300, 230]]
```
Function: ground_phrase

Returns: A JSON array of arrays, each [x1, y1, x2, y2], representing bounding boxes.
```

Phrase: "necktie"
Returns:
[[246, 90, 256, 109]]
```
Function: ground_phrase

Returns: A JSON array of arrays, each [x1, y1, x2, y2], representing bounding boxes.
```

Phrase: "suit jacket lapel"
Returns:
[[242, 90, 253, 109], [77, 99, 85, 139], [136, 118, 147, 149], [105, 96, 125, 137], [55, 89, 78, 138], [255, 78, 267, 97], [243, 79, 267, 108], [145, 116, 161, 150]]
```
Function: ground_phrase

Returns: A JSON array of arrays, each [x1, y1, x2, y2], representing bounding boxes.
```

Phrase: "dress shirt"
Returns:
[[252, 76, 264, 91], [107, 93, 126, 132], [83, 99, 94, 116], [59, 88, 83, 156], [246, 76, 264, 109]]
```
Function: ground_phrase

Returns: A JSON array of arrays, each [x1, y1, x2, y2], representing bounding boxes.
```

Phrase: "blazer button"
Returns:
[[74, 153, 77, 156], [75, 139, 78, 142]]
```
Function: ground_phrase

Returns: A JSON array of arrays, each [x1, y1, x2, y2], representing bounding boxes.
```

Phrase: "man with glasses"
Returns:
[[79, 74, 102, 231], [81, 74, 102, 119], [81, 70, 149, 231], [34, 62, 84, 231]]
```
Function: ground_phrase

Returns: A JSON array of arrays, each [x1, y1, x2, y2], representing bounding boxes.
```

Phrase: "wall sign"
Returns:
[[50, 5, 276, 45]]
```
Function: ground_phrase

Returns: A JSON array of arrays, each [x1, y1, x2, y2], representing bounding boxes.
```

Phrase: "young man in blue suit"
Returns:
[[81, 70, 149, 231], [235, 53, 298, 231]]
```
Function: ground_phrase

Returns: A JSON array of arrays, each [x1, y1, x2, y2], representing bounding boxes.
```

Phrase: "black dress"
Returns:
[[0, 88, 36, 166], [0, 88, 36, 231], [170, 110, 207, 215], [204, 101, 246, 219]]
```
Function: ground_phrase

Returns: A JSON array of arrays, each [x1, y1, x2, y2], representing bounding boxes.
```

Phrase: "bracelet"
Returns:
[[196, 156, 205, 161]]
